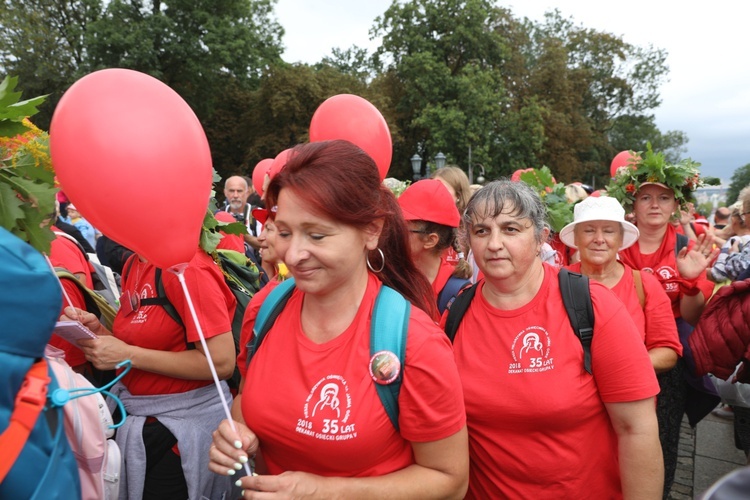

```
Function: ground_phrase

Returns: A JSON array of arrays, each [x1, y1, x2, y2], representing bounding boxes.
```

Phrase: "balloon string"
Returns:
[[174, 269, 252, 477], [44, 253, 81, 321]]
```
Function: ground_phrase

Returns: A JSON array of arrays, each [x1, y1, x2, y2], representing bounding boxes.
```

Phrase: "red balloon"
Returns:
[[252, 158, 273, 196], [50, 69, 212, 270], [610, 150, 638, 178], [269, 148, 297, 180], [511, 168, 533, 182], [309, 94, 392, 180]]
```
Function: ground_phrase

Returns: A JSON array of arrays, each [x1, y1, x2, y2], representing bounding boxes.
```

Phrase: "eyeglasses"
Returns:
[[409, 230, 430, 235], [732, 211, 750, 223]]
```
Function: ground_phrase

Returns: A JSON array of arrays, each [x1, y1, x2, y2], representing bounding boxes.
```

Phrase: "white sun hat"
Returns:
[[559, 196, 639, 250]]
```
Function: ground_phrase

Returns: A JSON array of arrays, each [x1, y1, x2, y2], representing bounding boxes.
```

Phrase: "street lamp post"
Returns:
[[434, 152, 446, 171], [475, 163, 486, 184], [410, 154, 422, 181], [467, 145, 473, 184]]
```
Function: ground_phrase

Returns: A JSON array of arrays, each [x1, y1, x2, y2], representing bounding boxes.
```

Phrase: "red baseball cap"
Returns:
[[398, 179, 460, 228], [252, 208, 268, 225]]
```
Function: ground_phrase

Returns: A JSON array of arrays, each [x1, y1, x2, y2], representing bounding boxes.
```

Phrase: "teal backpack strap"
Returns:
[[370, 285, 411, 432], [247, 278, 297, 366]]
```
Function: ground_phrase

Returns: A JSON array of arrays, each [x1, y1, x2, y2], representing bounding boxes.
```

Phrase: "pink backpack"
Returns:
[[45, 345, 121, 500]]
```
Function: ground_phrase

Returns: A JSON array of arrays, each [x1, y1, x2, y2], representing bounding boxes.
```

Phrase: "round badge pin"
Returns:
[[369, 350, 400, 385]]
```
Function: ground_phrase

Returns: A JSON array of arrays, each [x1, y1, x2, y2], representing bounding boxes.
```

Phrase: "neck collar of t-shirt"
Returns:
[[476, 263, 553, 318]]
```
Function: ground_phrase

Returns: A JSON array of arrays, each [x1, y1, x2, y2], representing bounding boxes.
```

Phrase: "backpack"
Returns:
[[45, 345, 122, 500], [0, 358, 81, 499], [0, 227, 80, 499], [249, 278, 411, 431], [444, 268, 596, 374], [54, 268, 119, 330], [132, 249, 262, 391], [53, 231, 121, 329], [437, 276, 472, 314]]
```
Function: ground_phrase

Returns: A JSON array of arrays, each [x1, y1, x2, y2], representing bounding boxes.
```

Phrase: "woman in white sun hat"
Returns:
[[560, 196, 682, 374]]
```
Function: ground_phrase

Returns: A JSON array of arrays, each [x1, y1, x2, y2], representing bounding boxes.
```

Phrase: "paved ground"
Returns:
[[669, 411, 748, 499]]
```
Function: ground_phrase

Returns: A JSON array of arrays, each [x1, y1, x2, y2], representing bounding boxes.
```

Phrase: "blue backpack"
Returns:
[[248, 278, 411, 430], [0, 228, 81, 499]]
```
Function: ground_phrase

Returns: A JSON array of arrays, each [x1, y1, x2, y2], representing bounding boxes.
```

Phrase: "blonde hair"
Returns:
[[739, 185, 750, 215], [432, 166, 472, 212], [565, 184, 588, 204]]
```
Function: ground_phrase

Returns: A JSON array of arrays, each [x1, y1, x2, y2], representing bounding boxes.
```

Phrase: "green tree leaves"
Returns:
[[726, 163, 750, 205], [0, 0, 692, 190], [0, 76, 56, 252]]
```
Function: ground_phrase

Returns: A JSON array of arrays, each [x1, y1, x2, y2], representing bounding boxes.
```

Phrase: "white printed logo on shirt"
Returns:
[[296, 374, 358, 442], [508, 326, 554, 374], [644, 265, 679, 294]]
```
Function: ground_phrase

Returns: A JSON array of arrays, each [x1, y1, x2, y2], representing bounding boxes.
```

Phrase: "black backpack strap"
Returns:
[[675, 232, 689, 257], [437, 276, 472, 314], [246, 279, 297, 368], [133, 266, 193, 350], [443, 282, 480, 343], [138, 268, 183, 326], [558, 268, 594, 374]]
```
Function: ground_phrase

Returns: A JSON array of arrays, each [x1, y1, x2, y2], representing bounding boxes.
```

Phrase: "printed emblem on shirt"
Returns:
[[296, 374, 358, 442], [508, 326, 554, 374], [644, 265, 679, 295], [130, 284, 155, 325]]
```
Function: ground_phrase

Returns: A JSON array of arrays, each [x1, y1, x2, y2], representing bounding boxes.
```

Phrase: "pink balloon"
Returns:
[[252, 158, 273, 196], [309, 94, 392, 180], [50, 69, 212, 270], [610, 150, 638, 178]]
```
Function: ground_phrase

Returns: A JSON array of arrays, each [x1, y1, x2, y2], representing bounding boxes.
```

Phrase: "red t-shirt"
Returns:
[[619, 225, 714, 318], [237, 279, 281, 377], [114, 251, 236, 395], [432, 255, 455, 297], [443, 246, 460, 265], [48, 229, 94, 367], [567, 262, 682, 356], [242, 273, 466, 476], [449, 264, 659, 498]]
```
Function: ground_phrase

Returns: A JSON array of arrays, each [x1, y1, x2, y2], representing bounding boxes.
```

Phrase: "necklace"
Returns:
[[123, 257, 144, 316], [132, 258, 144, 293]]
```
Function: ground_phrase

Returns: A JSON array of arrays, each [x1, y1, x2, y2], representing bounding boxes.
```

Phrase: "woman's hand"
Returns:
[[678, 210, 691, 226], [60, 306, 112, 337], [208, 419, 259, 477], [676, 233, 719, 280], [76, 335, 133, 370], [237, 471, 326, 499]]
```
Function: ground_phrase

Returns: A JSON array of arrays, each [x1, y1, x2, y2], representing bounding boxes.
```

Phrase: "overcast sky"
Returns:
[[275, 0, 750, 183]]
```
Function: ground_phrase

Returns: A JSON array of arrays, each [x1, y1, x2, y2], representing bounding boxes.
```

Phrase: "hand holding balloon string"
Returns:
[[172, 264, 253, 477]]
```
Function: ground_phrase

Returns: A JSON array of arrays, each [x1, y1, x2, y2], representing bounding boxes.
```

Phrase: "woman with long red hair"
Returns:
[[209, 140, 468, 498]]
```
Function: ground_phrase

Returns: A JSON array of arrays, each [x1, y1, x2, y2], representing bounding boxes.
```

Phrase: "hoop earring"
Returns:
[[366, 248, 385, 273]]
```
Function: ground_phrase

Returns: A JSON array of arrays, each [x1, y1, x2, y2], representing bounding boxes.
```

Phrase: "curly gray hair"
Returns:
[[461, 179, 550, 247]]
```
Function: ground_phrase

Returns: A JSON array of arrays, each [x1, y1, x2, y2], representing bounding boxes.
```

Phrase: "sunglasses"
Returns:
[[732, 211, 750, 224]]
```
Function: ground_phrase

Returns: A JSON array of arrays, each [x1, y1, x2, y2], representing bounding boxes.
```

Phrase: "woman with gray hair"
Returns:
[[445, 180, 663, 498]]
